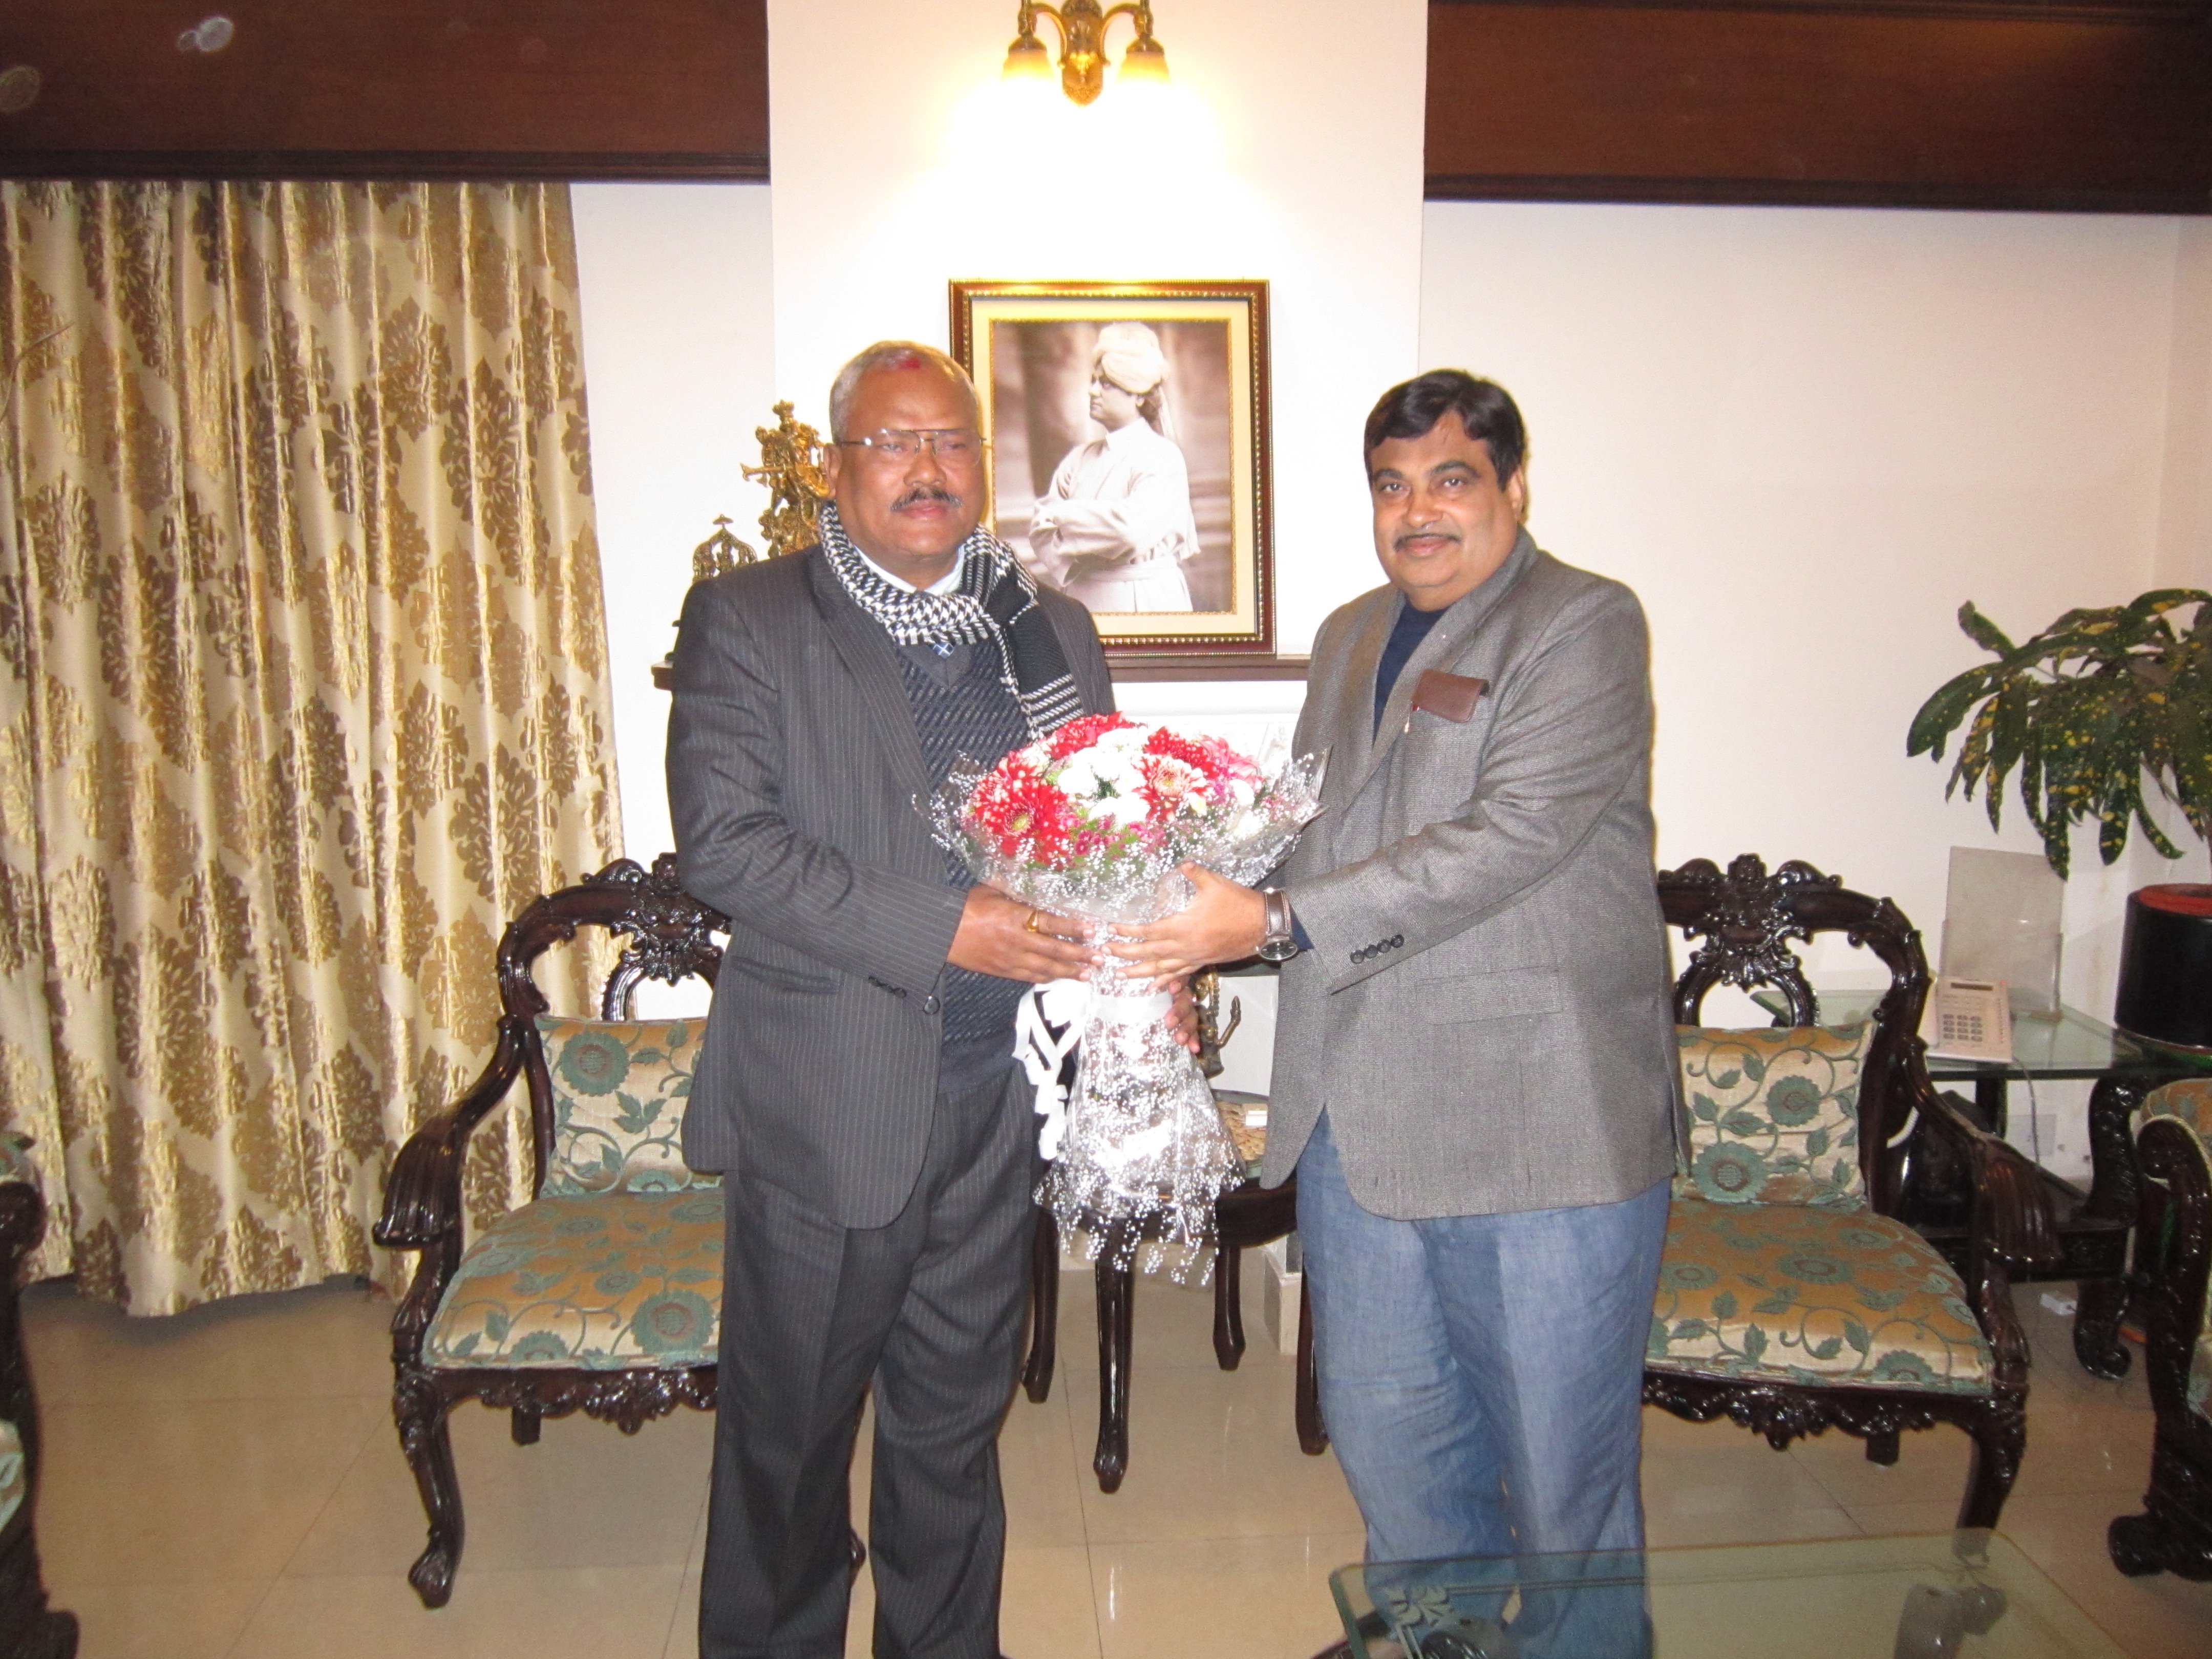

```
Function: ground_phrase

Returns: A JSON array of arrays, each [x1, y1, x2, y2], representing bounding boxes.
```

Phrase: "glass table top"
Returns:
[[1330, 1533, 2124, 1658], [1751, 989, 2193, 1082]]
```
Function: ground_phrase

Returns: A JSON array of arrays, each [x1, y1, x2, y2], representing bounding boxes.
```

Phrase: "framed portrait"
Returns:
[[950, 280, 1273, 657]]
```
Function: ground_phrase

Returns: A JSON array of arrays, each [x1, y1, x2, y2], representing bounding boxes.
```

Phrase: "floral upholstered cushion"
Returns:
[[426, 1192, 722, 1371], [0, 1417, 21, 1532], [2144, 1081, 2212, 1423], [1648, 1200, 1992, 1396], [535, 1017, 716, 1195], [0, 1131, 33, 1185], [1675, 1024, 1870, 1208], [2145, 1076, 2212, 1144]]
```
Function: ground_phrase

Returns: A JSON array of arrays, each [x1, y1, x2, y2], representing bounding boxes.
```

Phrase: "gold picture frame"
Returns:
[[950, 280, 1273, 658]]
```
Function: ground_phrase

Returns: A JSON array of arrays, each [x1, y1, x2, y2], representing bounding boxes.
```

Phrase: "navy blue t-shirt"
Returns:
[[1374, 595, 1445, 734]]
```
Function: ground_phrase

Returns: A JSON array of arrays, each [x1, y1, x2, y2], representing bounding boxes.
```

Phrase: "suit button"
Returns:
[[921, 994, 941, 1014], [1390, 934, 1403, 949]]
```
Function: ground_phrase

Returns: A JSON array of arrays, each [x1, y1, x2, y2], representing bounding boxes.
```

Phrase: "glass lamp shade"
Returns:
[[1117, 37, 1169, 87], [1003, 34, 1053, 82]]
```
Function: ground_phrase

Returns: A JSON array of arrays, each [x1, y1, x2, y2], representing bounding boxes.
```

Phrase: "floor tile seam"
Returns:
[[215, 1569, 287, 1659], [266, 1403, 391, 1586]]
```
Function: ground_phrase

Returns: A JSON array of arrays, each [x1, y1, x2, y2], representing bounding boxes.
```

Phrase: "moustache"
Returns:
[[1394, 528, 1460, 552], [894, 484, 962, 512]]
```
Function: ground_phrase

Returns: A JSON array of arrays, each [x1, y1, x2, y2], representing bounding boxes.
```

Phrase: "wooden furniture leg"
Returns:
[[1024, 1206, 1058, 1403], [1213, 1239, 1246, 1370], [1294, 1276, 1328, 1455], [1093, 1222, 1135, 1492]]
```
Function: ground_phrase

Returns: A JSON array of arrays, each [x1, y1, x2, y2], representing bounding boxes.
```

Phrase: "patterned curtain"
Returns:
[[0, 181, 621, 1315]]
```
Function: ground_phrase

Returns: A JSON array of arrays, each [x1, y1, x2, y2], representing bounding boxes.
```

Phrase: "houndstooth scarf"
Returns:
[[818, 500, 1084, 741]]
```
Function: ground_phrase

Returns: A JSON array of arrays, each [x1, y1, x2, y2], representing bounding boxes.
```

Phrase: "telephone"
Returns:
[[1924, 976, 2013, 1064]]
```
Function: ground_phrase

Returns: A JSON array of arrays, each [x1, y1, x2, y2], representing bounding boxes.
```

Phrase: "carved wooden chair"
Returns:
[[1649, 856, 2058, 1532], [1021, 1096, 1325, 1492], [0, 1134, 77, 1659], [2108, 1078, 2212, 1579], [375, 856, 730, 1608]]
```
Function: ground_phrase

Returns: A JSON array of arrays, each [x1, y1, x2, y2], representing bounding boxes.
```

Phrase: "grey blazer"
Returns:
[[666, 549, 1113, 1228], [1258, 531, 1681, 1219]]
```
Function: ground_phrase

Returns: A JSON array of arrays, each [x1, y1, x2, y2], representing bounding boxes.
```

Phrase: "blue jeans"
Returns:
[[1299, 1114, 1667, 1656]]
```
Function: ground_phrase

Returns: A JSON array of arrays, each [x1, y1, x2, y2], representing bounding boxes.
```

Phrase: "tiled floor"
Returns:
[[20, 1268, 2212, 1657]]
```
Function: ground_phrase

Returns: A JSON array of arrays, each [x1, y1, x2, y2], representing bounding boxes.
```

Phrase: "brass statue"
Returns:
[[743, 401, 830, 559], [1193, 967, 1243, 1081], [690, 516, 760, 583]]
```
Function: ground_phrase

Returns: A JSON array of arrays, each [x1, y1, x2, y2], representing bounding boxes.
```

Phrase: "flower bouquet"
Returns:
[[931, 713, 1325, 1276]]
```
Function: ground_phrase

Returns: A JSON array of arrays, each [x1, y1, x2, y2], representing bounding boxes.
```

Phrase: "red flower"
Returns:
[[966, 761, 1078, 861], [1142, 728, 1256, 792], [1046, 712, 1136, 761]]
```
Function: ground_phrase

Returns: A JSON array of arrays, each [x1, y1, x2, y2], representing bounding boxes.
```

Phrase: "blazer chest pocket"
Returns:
[[1418, 966, 1562, 1025], [729, 956, 837, 995]]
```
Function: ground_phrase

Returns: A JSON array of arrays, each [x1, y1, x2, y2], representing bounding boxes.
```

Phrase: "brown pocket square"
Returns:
[[1411, 669, 1490, 723]]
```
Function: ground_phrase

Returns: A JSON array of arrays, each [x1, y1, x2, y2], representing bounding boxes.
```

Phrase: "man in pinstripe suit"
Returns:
[[669, 343, 1114, 1658]]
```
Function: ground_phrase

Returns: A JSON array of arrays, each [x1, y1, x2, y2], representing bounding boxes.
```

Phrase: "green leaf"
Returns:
[[1711, 1290, 1738, 1321], [1720, 1111, 1764, 1138], [1805, 1127, 1830, 1159], [1808, 1336, 1842, 1360], [1741, 1324, 1768, 1363], [1956, 602, 2016, 656], [1842, 1317, 1870, 1354], [1907, 668, 1995, 759]]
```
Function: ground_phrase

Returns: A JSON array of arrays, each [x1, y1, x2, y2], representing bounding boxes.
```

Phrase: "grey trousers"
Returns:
[[698, 1066, 1036, 1659]]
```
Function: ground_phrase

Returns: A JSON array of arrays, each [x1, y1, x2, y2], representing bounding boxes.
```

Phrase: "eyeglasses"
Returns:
[[833, 428, 987, 465]]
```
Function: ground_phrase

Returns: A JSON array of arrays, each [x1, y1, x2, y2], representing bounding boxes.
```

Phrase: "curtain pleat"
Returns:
[[0, 180, 620, 1314]]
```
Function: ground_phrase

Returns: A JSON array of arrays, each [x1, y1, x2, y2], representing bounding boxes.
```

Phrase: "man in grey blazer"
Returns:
[[1120, 372, 1678, 1616], [668, 342, 1113, 1658]]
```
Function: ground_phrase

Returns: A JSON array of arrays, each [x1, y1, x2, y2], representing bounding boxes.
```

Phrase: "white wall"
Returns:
[[567, 54, 2212, 1151], [571, 182, 780, 869], [764, 0, 1429, 652], [1422, 202, 2211, 1170]]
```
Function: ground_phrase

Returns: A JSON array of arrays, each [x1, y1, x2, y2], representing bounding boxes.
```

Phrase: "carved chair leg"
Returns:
[[1294, 1274, 1328, 1456], [510, 1405, 542, 1445], [1024, 1206, 1058, 1404], [1213, 1241, 1246, 1371], [1093, 1228, 1135, 1493], [1955, 1400, 2026, 1533], [1864, 1429, 1900, 1466], [2073, 1275, 2132, 1381], [395, 1372, 465, 1609]]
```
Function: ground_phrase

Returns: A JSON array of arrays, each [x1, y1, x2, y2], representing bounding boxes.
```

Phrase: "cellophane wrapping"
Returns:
[[929, 715, 1325, 1277]]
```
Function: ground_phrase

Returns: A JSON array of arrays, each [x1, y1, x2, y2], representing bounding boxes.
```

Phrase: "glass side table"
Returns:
[[1331, 1534, 2125, 1659]]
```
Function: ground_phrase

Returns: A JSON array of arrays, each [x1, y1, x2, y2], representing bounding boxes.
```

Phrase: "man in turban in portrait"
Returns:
[[1026, 320, 1202, 613]]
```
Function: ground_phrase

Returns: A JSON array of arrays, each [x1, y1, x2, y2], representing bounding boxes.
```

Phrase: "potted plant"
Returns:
[[1908, 588, 2212, 1049]]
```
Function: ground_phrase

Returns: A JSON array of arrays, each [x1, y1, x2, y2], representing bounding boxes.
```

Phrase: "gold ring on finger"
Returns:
[[1025, 909, 1043, 934]]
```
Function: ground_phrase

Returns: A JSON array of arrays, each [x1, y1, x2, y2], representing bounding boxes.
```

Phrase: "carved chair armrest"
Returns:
[[1918, 1089, 2062, 1278], [0, 1181, 44, 1461], [0, 1180, 44, 1271], [1913, 1087, 2059, 1389], [374, 1018, 531, 1252]]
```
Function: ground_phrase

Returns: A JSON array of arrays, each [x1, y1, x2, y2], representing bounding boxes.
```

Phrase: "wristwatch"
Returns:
[[1256, 887, 1299, 963]]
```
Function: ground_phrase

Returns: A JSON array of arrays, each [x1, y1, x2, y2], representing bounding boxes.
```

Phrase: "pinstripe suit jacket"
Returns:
[[666, 548, 1113, 1228], [1256, 531, 1682, 1219]]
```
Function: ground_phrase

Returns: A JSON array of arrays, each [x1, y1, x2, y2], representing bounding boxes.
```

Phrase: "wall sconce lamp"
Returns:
[[1003, 2, 1168, 107]]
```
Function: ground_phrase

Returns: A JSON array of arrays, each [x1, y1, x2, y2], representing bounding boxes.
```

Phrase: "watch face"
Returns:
[[1256, 936, 1298, 962]]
